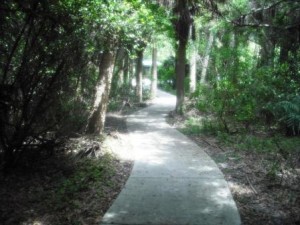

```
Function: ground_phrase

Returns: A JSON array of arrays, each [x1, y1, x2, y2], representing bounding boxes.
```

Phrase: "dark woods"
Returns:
[[0, 1, 95, 171]]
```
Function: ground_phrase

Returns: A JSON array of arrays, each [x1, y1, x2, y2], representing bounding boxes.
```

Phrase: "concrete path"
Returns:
[[101, 90, 241, 225]]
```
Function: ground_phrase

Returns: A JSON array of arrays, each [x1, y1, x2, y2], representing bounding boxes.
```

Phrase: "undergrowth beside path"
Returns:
[[0, 115, 133, 225]]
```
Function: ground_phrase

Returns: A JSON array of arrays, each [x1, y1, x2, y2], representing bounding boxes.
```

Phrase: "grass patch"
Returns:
[[180, 117, 202, 135], [180, 116, 225, 136]]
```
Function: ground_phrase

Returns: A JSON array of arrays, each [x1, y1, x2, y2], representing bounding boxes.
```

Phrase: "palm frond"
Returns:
[[274, 95, 300, 135]]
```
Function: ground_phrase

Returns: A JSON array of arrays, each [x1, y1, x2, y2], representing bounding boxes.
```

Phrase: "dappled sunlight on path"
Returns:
[[101, 90, 241, 225]]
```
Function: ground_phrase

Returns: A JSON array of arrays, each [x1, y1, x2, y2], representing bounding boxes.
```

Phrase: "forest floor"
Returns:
[[0, 105, 143, 225], [167, 109, 300, 225]]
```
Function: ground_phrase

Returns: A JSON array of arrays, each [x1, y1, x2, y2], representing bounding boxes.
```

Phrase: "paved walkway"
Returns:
[[101, 90, 241, 225]]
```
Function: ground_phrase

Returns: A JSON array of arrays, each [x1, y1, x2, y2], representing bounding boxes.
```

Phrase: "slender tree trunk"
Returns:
[[135, 49, 143, 103], [230, 32, 239, 85], [119, 64, 124, 86], [86, 49, 116, 134], [200, 31, 214, 84], [151, 46, 158, 99], [130, 58, 134, 84], [189, 44, 197, 93], [173, 0, 192, 114], [175, 40, 187, 114], [115, 48, 125, 87], [124, 53, 129, 85]]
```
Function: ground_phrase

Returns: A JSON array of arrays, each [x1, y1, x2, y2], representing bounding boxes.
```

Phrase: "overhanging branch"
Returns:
[[229, 0, 300, 30]]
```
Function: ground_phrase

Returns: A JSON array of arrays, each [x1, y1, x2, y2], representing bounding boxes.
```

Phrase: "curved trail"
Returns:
[[101, 90, 241, 225]]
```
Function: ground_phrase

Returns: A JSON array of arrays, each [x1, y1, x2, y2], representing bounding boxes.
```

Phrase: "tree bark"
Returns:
[[135, 49, 143, 103], [175, 39, 187, 114], [115, 48, 125, 87], [200, 31, 214, 84], [86, 49, 116, 134], [119, 64, 124, 86], [173, 0, 192, 114], [151, 46, 158, 99], [124, 53, 129, 85], [129, 58, 135, 84], [189, 44, 197, 93]]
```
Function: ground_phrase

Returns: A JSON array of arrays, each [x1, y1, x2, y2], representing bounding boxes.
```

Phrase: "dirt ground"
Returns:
[[0, 99, 150, 225], [191, 135, 300, 225], [0, 113, 133, 225]]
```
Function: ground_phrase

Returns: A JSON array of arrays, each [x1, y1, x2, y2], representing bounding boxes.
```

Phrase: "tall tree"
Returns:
[[189, 24, 198, 93], [189, 46, 197, 93], [200, 30, 214, 84], [86, 47, 116, 134], [151, 43, 158, 98], [135, 46, 145, 103], [173, 0, 193, 114], [114, 48, 126, 87], [85, 0, 158, 133]]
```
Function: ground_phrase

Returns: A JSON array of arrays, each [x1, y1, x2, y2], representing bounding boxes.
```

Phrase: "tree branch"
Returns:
[[229, 0, 300, 30]]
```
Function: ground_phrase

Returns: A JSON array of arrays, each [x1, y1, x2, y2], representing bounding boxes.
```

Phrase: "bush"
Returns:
[[274, 96, 300, 136], [158, 56, 176, 91], [0, 1, 96, 170]]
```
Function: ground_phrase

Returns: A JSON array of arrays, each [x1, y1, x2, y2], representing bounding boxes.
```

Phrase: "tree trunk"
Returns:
[[175, 39, 187, 114], [115, 48, 125, 87], [230, 31, 239, 85], [135, 49, 143, 103], [200, 31, 214, 84], [189, 44, 197, 93], [119, 64, 124, 86], [124, 53, 129, 85], [151, 46, 158, 99], [86, 49, 115, 134], [173, 0, 192, 114], [129, 58, 135, 84]]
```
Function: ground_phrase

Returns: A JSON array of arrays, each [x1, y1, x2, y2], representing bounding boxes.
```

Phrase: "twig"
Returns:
[[118, 99, 131, 113], [200, 137, 225, 152], [246, 174, 258, 194]]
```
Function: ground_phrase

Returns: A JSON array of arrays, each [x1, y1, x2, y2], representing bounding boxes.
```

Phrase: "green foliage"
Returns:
[[0, 0, 99, 168], [191, 17, 300, 135], [158, 56, 176, 92], [0, 0, 170, 169], [274, 96, 300, 135], [181, 117, 203, 135], [109, 82, 151, 112], [180, 111, 299, 155], [143, 88, 152, 101], [181, 116, 226, 136], [231, 135, 276, 154]]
